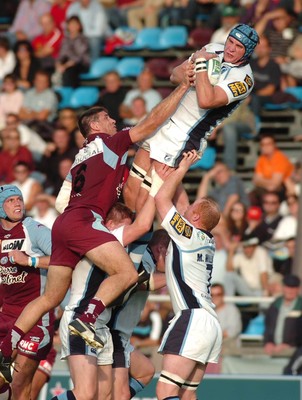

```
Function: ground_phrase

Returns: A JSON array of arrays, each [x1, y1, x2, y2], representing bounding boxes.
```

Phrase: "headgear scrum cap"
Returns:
[[0, 185, 23, 219], [228, 24, 259, 60]]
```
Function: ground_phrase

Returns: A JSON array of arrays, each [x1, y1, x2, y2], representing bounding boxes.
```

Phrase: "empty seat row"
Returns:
[[80, 56, 145, 81], [55, 86, 100, 109]]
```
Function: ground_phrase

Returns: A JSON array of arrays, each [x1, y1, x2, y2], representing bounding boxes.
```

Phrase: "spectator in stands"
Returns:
[[244, 205, 263, 237], [12, 161, 43, 213], [250, 134, 294, 204], [255, 7, 298, 66], [97, 70, 128, 130], [19, 69, 58, 140], [249, 34, 283, 116], [226, 201, 249, 243], [55, 16, 90, 87], [210, 5, 242, 44], [31, 13, 63, 73], [281, 35, 302, 87], [4, 113, 53, 162], [105, 0, 142, 30], [197, 161, 250, 216], [0, 37, 16, 83], [216, 98, 258, 170], [181, 0, 225, 30], [123, 96, 147, 126], [272, 194, 298, 242], [127, 0, 165, 30], [0, 127, 34, 183], [225, 235, 273, 297], [31, 193, 58, 229], [38, 125, 77, 193], [264, 274, 302, 357], [13, 40, 41, 90], [246, 191, 283, 244], [212, 283, 242, 340], [50, 0, 73, 32], [0, 74, 24, 129], [57, 108, 78, 141], [285, 161, 301, 197], [8, 0, 51, 44], [67, 0, 111, 61], [159, 0, 189, 27], [120, 69, 162, 121]]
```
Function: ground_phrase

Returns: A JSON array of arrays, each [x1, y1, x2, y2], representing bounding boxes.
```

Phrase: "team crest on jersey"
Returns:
[[169, 212, 192, 238], [228, 81, 247, 97], [197, 231, 206, 241], [1, 238, 25, 253], [244, 74, 253, 89]]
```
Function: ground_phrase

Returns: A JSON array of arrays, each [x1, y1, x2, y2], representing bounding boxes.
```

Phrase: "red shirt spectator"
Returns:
[[50, 0, 73, 31], [0, 128, 34, 183]]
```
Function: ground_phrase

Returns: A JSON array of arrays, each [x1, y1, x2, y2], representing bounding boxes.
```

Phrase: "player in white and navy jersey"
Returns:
[[153, 151, 222, 400], [123, 24, 260, 211]]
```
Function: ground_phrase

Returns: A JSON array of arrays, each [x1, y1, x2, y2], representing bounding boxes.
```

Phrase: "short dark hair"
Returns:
[[78, 106, 108, 138], [0, 37, 10, 51], [149, 229, 170, 249], [105, 202, 134, 224]]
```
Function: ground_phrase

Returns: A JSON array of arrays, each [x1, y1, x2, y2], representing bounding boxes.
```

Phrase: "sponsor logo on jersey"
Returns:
[[0, 257, 8, 265], [1, 238, 25, 253], [169, 212, 192, 238], [0, 270, 28, 284], [19, 339, 39, 354], [244, 74, 253, 89], [4, 234, 11, 239], [228, 81, 247, 97]]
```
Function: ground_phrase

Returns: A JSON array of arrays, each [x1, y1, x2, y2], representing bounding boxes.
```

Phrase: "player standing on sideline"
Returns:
[[153, 152, 222, 400], [0, 185, 53, 399], [123, 24, 259, 211], [0, 72, 192, 383]]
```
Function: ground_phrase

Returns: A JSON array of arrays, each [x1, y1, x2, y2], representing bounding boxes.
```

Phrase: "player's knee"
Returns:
[[138, 360, 155, 384]]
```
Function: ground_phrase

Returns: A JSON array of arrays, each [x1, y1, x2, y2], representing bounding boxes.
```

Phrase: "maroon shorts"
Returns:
[[50, 208, 118, 269], [0, 313, 54, 361], [38, 346, 57, 380]]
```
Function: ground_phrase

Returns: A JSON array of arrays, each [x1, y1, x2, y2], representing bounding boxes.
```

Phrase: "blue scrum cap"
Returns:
[[0, 185, 23, 219], [228, 24, 259, 60]]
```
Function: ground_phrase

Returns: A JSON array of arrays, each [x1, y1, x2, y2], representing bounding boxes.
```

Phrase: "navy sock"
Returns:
[[51, 390, 76, 400]]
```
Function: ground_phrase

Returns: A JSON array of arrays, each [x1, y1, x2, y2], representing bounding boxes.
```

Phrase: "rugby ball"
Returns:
[[207, 57, 221, 85]]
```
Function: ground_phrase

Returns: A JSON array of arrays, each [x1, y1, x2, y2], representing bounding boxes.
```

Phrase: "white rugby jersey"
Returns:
[[149, 43, 254, 167], [162, 206, 217, 317]]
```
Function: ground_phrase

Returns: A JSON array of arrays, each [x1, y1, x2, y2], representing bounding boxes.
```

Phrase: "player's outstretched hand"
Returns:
[[179, 150, 200, 171], [191, 47, 217, 62]]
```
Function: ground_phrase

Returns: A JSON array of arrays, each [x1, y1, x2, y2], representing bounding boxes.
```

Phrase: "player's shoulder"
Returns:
[[204, 43, 225, 54], [23, 217, 50, 232]]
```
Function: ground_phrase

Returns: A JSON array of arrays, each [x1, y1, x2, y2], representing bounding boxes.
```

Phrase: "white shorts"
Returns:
[[158, 308, 222, 364], [59, 311, 113, 365]]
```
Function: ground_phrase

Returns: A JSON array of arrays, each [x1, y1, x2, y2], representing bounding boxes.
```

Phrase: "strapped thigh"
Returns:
[[158, 370, 185, 388], [129, 163, 147, 181]]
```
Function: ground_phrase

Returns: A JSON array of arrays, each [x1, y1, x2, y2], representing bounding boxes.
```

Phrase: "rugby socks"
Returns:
[[80, 297, 106, 324], [162, 397, 180, 400], [129, 377, 145, 398], [1, 325, 25, 358], [0, 383, 12, 400], [51, 390, 76, 400]]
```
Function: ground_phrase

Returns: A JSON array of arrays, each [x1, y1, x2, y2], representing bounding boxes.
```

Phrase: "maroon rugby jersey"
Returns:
[[65, 129, 132, 219], [0, 217, 53, 326]]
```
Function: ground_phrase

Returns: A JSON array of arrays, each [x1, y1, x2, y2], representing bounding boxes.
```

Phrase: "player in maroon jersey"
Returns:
[[0, 185, 53, 399], [0, 74, 191, 385]]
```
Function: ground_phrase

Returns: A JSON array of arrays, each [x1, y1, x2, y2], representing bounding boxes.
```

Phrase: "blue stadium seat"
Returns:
[[123, 27, 162, 50], [116, 57, 145, 78], [69, 87, 99, 108], [149, 26, 188, 50], [285, 86, 302, 109], [54, 87, 74, 109], [244, 314, 265, 335], [80, 57, 119, 80], [189, 146, 216, 170]]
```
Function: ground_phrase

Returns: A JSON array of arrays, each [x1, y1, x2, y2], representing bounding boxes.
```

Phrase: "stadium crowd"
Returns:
[[0, 0, 301, 398]]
